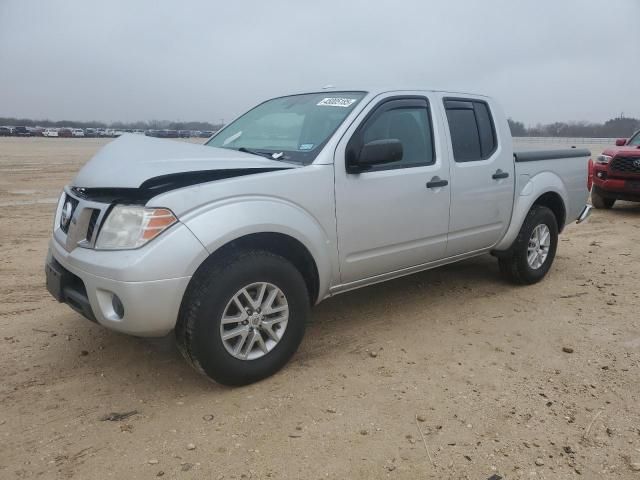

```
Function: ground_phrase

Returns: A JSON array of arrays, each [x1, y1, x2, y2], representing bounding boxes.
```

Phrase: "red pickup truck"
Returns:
[[591, 130, 640, 208]]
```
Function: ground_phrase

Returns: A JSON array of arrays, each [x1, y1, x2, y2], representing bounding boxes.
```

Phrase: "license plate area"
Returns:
[[626, 180, 640, 191]]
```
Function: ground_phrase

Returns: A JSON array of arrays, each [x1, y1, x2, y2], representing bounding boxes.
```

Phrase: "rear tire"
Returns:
[[176, 249, 309, 386], [591, 189, 615, 209], [498, 205, 558, 285]]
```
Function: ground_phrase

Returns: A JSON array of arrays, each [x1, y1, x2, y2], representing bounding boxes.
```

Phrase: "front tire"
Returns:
[[498, 205, 558, 285], [591, 189, 615, 209], [176, 249, 309, 386]]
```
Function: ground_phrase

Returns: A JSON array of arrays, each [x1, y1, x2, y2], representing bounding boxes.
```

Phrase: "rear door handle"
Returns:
[[426, 176, 449, 189], [492, 169, 509, 180]]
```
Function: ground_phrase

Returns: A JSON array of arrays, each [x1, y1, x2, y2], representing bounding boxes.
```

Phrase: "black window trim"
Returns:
[[346, 95, 436, 173], [443, 96, 498, 162]]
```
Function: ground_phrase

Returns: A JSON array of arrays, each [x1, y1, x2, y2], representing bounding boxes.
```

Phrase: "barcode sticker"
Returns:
[[317, 97, 356, 107]]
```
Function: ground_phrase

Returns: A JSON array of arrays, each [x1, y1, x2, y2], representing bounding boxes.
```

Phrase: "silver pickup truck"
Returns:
[[45, 89, 592, 385]]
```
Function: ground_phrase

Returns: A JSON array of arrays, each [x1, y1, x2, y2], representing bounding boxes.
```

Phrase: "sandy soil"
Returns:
[[1, 137, 639, 479]]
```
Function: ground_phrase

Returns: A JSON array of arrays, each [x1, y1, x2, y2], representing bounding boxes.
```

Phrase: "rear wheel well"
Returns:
[[194, 233, 320, 305], [532, 192, 566, 232]]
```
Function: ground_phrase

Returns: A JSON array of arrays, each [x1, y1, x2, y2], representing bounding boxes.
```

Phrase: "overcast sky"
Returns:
[[1, 0, 638, 125]]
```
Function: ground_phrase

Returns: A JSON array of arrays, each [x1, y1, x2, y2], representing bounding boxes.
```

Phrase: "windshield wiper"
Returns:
[[238, 147, 285, 161]]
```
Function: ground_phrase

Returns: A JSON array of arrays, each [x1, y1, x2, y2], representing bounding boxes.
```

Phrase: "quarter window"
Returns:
[[444, 99, 497, 162]]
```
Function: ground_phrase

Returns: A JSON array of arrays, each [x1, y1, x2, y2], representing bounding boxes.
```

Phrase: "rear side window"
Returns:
[[444, 99, 497, 162]]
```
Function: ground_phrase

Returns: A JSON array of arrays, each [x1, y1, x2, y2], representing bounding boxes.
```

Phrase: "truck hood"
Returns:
[[72, 134, 297, 190], [602, 145, 640, 157]]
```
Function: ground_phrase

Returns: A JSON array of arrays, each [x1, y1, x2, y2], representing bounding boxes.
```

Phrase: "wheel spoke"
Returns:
[[261, 288, 278, 313], [540, 230, 550, 247], [255, 283, 267, 308], [232, 328, 250, 356], [255, 331, 268, 353], [232, 294, 245, 312], [261, 323, 280, 342], [223, 325, 249, 341], [244, 330, 259, 357], [222, 311, 247, 325], [240, 288, 255, 308]]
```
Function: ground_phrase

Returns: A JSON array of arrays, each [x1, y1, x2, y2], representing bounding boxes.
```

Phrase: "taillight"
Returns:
[[587, 158, 594, 191]]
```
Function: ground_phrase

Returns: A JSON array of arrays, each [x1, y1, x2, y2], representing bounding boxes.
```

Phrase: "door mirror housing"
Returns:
[[615, 138, 627, 146], [348, 139, 403, 172]]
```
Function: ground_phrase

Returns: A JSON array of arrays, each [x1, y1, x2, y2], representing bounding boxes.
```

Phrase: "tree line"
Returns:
[[0, 117, 223, 132], [508, 116, 640, 138]]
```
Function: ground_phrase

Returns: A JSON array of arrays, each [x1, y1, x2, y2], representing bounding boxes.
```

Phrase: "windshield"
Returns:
[[628, 131, 640, 146], [206, 91, 366, 164]]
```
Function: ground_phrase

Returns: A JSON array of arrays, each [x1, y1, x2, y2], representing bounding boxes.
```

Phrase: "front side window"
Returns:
[[348, 98, 435, 171], [206, 91, 366, 164], [628, 131, 640, 146], [444, 99, 497, 162]]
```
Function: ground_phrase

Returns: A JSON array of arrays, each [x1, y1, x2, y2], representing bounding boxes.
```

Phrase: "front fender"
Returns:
[[494, 171, 569, 251], [180, 196, 335, 301]]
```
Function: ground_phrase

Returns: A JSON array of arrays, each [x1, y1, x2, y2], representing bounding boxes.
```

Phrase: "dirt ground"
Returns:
[[1, 137, 639, 479]]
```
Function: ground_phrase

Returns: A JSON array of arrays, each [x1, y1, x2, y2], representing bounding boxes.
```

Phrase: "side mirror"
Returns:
[[351, 139, 403, 171], [616, 138, 627, 146]]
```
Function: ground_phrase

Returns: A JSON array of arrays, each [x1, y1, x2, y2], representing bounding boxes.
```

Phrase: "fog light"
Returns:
[[111, 294, 124, 319]]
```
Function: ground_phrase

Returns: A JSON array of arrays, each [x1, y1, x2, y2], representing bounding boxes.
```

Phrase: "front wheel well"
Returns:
[[193, 233, 320, 305], [532, 192, 566, 232]]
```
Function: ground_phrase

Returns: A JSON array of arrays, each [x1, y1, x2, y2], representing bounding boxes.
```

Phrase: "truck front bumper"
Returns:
[[45, 223, 208, 337]]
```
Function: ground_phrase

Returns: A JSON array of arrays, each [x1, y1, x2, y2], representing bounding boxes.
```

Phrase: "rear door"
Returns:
[[443, 97, 514, 256]]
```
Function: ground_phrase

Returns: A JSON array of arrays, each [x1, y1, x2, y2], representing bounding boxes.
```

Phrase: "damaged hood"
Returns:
[[73, 134, 297, 189]]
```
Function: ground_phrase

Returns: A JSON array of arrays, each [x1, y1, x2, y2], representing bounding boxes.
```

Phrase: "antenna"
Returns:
[[322, 84, 334, 90]]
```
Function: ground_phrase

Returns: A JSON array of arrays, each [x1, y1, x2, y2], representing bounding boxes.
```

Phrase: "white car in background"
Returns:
[[43, 128, 59, 137], [72, 129, 85, 137]]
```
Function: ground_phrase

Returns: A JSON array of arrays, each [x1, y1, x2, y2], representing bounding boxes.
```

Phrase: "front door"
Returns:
[[334, 95, 451, 285]]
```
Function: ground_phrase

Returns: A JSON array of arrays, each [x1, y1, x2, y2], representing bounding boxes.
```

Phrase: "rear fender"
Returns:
[[494, 171, 569, 252]]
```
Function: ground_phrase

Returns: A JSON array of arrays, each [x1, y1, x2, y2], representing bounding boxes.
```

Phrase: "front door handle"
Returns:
[[426, 176, 449, 189], [492, 169, 509, 180]]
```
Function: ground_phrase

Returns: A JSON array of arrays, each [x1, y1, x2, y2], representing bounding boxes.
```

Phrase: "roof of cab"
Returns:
[[287, 87, 491, 98]]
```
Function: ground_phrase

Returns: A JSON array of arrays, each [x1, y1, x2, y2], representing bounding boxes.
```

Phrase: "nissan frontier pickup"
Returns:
[[45, 89, 592, 385]]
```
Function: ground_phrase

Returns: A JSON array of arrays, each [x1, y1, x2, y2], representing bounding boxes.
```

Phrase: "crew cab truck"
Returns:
[[45, 89, 592, 385], [591, 130, 640, 208]]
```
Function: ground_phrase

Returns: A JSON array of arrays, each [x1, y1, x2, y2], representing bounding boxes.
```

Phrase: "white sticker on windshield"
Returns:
[[317, 97, 356, 108], [222, 130, 242, 146], [299, 143, 314, 150]]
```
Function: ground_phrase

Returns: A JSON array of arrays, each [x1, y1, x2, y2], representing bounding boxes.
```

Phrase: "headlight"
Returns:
[[596, 155, 612, 164], [95, 205, 177, 250]]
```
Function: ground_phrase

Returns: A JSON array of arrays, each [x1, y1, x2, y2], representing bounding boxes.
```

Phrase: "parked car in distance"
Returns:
[[591, 131, 640, 208], [13, 126, 31, 136], [46, 88, 592, 386], [133, 129, 145, 135], [0, 126, 11, 136], [57, 128, 73, 138], [198, 130, 214, 138], [43, 128, 59, 137], [178, 130, 191, 138], [72, 128, 85, 137]]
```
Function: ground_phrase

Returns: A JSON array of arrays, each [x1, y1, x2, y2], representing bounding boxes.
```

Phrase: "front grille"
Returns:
[[610, 157, 640, 175], [57, 189, 110, 251], [60, 195, 79, 233]]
